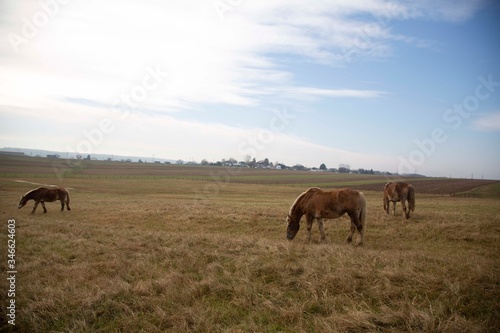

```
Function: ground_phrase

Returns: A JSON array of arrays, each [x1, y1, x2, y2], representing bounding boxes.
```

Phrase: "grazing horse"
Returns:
[[286, 187, 367, 245], [383, 182, 415, 219], [18, 187, 71, 214]]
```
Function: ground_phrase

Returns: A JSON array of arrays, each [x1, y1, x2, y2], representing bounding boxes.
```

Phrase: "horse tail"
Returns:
[[65, 189, 71, 210], [383, 191, 388, 211], [359, 192, 367, 228], [383, 182, 392, 211], [407, 185, 415, 212]]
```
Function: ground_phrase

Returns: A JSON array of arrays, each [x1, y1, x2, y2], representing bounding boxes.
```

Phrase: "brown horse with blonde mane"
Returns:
[[286, 187, 366, 245], [383, 182, 415, 219], [18, 187, 71, 214]]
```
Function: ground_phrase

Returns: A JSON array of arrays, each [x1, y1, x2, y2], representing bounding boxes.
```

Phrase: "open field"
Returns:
[[1, 157, 499, 332], [1, 155, 499, 197]]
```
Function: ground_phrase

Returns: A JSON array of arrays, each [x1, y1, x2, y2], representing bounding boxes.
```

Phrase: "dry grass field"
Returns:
[[0, 158, 499, 332]]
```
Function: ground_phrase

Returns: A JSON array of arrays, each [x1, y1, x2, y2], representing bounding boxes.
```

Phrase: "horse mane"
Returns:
[[23, 187, 42, 197], [288, 187, 322, 217], [22, 186, 60, 198]]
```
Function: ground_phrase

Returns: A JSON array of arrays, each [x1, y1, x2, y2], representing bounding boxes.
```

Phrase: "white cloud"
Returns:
[[68, 111, 398, 170], [473, 113, 500, 132], [0, 0, 410, 115], [272, 87, 385, 100], [257, 133, 398, 170]]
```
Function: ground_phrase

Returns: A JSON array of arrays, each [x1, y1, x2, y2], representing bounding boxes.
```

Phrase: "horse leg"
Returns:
[[41, 201, 47, 213], [356, 220, 364, 246], [318, 218, 326, 242], [401, 200, 408, 219], [348, 213, 364, 246], [60, 199, 65, 211], [345, 222, 355, 244], [392, 202, 396, 216], [306, 216, 314, 243], [31, 201, 40, 214], [403, 198, 411, 219]]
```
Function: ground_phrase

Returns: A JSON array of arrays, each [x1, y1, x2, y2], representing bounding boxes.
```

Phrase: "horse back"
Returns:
[[395, 182, 410, 198], [33, 187, 67, 202], [335, 188, 365, 211], [384, 182, 398, 200], [312, 188, 363, 216]]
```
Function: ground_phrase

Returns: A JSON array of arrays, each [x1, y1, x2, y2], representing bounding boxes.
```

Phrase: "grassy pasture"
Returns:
[[0, 159, 499, 332]]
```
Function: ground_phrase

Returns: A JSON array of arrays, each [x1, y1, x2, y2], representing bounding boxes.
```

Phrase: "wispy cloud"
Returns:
[[281, 87, 385, 99], [473, 112, 500, 131], [0, 0, 428, 114], [407, 0, 487, 22]]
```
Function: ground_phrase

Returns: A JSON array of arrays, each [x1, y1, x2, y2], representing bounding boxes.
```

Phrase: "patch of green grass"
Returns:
[[469, 182, 500, 198]]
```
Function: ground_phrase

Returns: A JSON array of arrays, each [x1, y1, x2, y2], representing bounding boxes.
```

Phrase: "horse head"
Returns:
[[286, 214, 300, 240], [18, 196, 28, 209]]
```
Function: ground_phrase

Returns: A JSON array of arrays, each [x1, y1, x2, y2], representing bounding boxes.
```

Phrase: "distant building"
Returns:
[[47, 154, 60, 159]]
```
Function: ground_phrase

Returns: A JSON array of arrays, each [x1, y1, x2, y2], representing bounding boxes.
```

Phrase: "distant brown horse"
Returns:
[[286, 187, 366, 245], [383, 182, 415, 219], [18, 187, 71, 214]]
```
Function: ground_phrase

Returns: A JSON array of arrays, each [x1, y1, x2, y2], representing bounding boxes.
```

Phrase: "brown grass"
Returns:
[[0, 175, 499, 332], [1, 155, 499, 197]]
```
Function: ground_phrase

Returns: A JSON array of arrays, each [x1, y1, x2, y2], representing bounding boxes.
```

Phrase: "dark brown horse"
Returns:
[[286, 187, 366, 245], [18, 187, 71, 214], [383, 182, 415, 219]]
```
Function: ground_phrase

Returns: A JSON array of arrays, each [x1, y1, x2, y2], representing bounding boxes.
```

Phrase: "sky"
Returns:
[[1, 0, 499, 179]]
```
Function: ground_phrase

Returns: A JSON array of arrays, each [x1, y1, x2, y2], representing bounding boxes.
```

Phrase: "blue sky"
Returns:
[[1, 0, 499, 179]]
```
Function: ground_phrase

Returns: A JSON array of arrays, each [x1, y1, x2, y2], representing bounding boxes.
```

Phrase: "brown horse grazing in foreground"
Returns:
[[383, 182, 415, 219], [286, 187, 367, 245], [18, 187, 71, 214]]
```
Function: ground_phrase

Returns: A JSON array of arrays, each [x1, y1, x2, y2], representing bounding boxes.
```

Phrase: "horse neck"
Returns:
[[290, 205, 303, 221], [289, 195, 306, 221], [24, 189, 38, 199], [27, 187, 47, 199]]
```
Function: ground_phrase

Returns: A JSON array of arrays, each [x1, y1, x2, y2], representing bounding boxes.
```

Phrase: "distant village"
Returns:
[[0, 148, 394, 175]]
